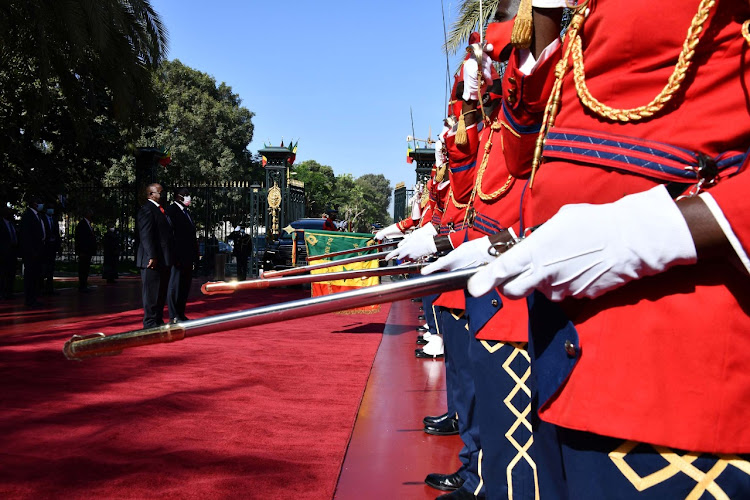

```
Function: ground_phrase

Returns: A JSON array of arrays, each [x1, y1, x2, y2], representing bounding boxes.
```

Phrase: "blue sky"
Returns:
[[150, 0, 471, 192]]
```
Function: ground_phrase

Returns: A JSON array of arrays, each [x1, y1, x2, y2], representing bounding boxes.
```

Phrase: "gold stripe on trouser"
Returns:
[[475, 449, 484, 497], [479, 340, 540, 500], [610, 441, 750, 499]]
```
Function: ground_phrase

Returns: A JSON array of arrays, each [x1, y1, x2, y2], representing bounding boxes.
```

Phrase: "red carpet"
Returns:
[[0, 285, 390, 499]]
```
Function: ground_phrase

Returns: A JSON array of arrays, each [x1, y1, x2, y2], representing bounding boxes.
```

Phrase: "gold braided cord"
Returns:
[[529, 10, 585, 188], [449, 187, 469, 209], [743, 20, 750, 45], [476, 122, 515, 201], [529, 0, 715, 188], [572, 0, 716, 122]]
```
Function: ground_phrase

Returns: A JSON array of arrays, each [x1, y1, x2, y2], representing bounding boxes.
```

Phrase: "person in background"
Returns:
[[228, 225, 251, 281], [19, 194, 47, 308], [75, 209, 96, 292], [166, 187, 198, 322], [42, 200, 61, 295], [0, 205, 19, 300], [102, 224, 120, 284]]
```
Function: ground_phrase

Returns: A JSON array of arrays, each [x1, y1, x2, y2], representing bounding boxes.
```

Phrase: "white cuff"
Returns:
[[532, 0, 569, 7], [698, 192, 750, 274]]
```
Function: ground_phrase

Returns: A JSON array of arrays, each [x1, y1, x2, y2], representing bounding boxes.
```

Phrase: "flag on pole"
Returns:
[[304, 229, 380, 314]]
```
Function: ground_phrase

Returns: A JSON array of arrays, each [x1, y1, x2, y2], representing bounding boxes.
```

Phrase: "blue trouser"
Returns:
[[422, 293, 438, 333], [533, 420, 750, 499], [469, 339, 537, 500], [440, 307, 481, 494]]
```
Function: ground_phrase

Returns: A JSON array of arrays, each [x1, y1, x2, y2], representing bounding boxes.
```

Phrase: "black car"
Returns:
[[262, 218, 336, 271]]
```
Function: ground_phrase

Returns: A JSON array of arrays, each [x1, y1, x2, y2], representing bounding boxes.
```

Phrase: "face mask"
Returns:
[[182, 195, 192, 206], [46, 209, 54, 215], [36, 203, 44, 211]]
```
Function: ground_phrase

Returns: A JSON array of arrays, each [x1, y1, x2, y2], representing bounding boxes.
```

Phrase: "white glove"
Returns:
[[410, 194, 422, 221], [421, 236, 492, 274], [434, 140, 446, 168], [468, 186, 698, 300], [462, 45, 494, 101], [386, 223, 438, 261], [375, 223, 405, 242]]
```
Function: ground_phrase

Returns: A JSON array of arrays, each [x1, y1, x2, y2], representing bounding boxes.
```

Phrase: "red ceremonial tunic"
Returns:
[[523, 0, 750, 453], [441, 43, 561, 342]]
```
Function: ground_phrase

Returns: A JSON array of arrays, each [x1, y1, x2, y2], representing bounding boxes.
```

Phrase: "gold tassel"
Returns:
[[455, 113, 468, 146], [511, 0, 533, 49], [435, 164, 448, 183]]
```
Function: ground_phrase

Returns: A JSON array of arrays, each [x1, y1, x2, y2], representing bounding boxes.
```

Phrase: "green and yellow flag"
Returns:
[[304, 229, 380, 314]]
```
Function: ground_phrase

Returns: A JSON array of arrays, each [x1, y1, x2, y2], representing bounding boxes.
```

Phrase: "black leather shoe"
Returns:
[[436, 487, 480, 499], [424, 417, 459, 436], [416, 337, 428, 345], [425, 472, 464, 492], [415, 348, 443, 359], [417, 315, 426, 321], [417, 325, 429, 333], [423, 411, 452, 426]]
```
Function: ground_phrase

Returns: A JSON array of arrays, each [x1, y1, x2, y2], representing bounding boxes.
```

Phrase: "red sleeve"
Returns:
[[396, 218, 415, 232], [703, 167, 750, 264], [448, 229, 469, 248], [444, 124, 481, 203]]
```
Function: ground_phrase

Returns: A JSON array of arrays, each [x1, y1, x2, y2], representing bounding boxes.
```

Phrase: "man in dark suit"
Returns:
[[19, 194, 47, 308], [136, 183, 174, 328], [0, 205, 19, 299], [43, 201, 62, 294], [75, 209, 97, 292], [166, 187, 199, 323]]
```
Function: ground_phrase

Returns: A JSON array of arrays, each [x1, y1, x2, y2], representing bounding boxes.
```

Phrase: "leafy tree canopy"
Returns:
[[105, 59, 259, 186], [0, 0, 168, 203], [292, 160, 336, 217]]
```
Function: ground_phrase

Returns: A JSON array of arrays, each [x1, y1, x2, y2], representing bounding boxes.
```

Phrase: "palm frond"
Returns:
[[445, 0, 501, 55]]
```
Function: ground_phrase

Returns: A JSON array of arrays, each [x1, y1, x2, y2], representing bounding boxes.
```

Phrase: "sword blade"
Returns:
[[201, 263, 421, 294], [306, 240, 398, 262], [261, 250, 390, 278], [63, 268, 478, 361]]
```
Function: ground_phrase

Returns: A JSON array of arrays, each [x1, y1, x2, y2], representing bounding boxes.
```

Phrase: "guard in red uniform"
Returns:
[[460, 0, 750, 497], [421, 9, 566, 498]]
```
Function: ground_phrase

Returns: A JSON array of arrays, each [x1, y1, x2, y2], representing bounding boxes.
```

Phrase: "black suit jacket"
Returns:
[[165, 202, 199, 267], [19, 208, 46, 259], [136, 201, 175, 269], [0, 218, 18, 260], [75, 219, 97, 255]]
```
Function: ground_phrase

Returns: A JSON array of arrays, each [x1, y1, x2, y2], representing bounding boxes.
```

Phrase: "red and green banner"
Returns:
[[304, 230, 380, 314]]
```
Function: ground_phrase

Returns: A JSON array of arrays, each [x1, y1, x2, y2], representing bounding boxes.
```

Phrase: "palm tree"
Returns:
[[0, 0, 169, 128], [0, 0, 169, 198], [444, 0, 520, 55]]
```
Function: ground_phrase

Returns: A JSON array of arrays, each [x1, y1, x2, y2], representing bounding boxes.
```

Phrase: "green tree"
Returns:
[[293, 160, 336, 217], [354, 174, 393, 231], [0, 0, 168, 201], [105, 59, 257, 185], [329, 173, 392, 233]]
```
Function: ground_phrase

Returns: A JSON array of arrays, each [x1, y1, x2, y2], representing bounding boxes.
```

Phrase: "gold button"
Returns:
[[507, 95, 516, 105], [564, 340, 577, 357], [508, 76, 517, 84], [491, 299, 498, 307]]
